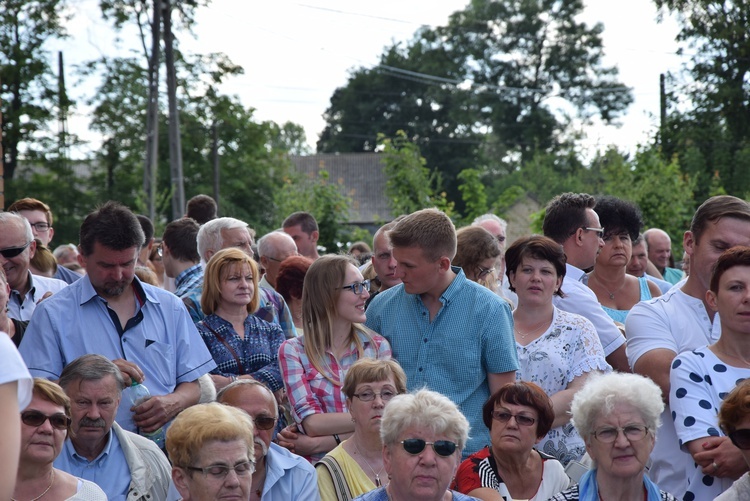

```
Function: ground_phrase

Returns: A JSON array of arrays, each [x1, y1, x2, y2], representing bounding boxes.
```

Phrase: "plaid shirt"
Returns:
[[174, 263, 203, 299]]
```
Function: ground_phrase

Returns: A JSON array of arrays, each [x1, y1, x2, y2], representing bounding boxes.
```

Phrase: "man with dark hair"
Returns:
[[55, 354, 170, 500], [542, 192, 629, 373], [626, 195, 750, 498], [20, 201, 217, 434], [184, 194, 217, 225], [282, 212, 320, 260], [365, 208, 517, 458], [8, 197, 82, 284], [135, 215, 156, 268], [162, 218, 202, 299]]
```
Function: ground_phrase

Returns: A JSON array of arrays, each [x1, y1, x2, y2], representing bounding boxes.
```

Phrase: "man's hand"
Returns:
[[691, 436, 749, 480], [132, 393, 179, 432], [112, 359, 144, 388]]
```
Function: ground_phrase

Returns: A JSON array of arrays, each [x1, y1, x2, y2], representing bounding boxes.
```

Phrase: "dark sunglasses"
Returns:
[[0, 241, 32, 259], [729, 429, 750, 450], [253, 416, 277, 431], [400, 438, 457, 457], [21, 410, 70, 430]]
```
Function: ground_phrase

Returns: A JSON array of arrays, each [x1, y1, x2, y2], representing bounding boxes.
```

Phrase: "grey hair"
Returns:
[[59, 354, 125, 395], [0, 212, 33, 242], [571, 372, 663, 439], [217, 379, 278, 416], [380, 389, 470, 452], [472, 213, 508, 232], [196, 217, 255, 262], [257, 231, 294, 259]]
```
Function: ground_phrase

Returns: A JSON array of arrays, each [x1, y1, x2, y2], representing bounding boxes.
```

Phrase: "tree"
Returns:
[[1, 0, 68, 182]]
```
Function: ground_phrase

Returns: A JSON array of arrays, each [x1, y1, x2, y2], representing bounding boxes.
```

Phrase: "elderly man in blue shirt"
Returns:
[[19, 201, 216, 433], [55, 355, 170, 501], [365, 208, 518, 458]]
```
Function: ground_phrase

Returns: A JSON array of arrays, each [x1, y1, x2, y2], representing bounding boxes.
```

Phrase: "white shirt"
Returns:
[[625, 286, 721, 499], [9, 271, 68, 321]]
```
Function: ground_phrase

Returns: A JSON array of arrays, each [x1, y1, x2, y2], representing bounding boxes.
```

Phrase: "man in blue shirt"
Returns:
[[365, 208, 518, 457], [55, 355, 170, 501], [20, 201, 216, 433]]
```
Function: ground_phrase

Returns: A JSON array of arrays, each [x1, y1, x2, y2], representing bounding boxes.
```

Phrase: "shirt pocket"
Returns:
[[143, 340, 175, 388]]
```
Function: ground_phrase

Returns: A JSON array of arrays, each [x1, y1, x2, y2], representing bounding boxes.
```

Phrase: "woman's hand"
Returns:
[[690, 436, 748, 480]]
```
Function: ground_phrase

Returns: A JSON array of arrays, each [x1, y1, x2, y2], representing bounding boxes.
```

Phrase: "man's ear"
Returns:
[[438, 256, 452, 272], [706, 289, 719, 313], [311, 230, 319, 243], [47, 227, 55, 245], [28, 239, 37, 260]]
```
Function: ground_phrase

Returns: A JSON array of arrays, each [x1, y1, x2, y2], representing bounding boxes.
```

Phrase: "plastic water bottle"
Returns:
[[126, 381, 166, 448]]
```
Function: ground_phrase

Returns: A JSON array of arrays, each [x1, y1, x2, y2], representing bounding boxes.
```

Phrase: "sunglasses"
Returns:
[[729, 429, 750, 450], [338, 280, 370, 295], [0, 241, 32, 259], [400, 438, 457, 457], [253, 415, 277, 431], [21, 410, 70, 430]]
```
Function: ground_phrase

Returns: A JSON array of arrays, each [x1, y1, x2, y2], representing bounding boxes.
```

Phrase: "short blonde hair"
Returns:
[[31, 378, 73, 436], [342, 358, 408, 399], [166, 402, 256, 469], [201, 248, 260, 315], [388, 208, 456, 262]]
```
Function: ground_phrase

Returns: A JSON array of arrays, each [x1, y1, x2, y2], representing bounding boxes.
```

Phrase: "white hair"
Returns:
[[472, 213, 507, 232], [196, 217, 255, 261]]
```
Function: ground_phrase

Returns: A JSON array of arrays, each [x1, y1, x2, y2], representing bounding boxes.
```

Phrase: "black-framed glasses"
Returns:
[[338, 280, 370, 295], [186, 460, 255, 479], [0, 241, 32, 259], [29, 222, 51, 232], [491, 411, 536, 427], [477, 266, 495, 280], [729, 429, 750, 450], [21, 410, 70, 430], [593, 424, 649, 443], [581, 226, 605, 236], [353, 389, 397, 402], [400, 439, 457, 457], [253, 415, 277, 430]]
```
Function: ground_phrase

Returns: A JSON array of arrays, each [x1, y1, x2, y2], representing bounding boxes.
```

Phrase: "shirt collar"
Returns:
[[175, 263, 203, 286], [67, 427, 116, 464]]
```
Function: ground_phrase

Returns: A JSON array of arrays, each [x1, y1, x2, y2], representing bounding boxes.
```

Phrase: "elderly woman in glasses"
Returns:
[[669, 247, 750, 500], [549, 372, 676, 501], [453, 226, 502, 292], [167, 402, 256, 501], [452, 382, 569, 501], [278, 255, 391, 461], [13, 378, 107, 501], [317, 358, 408, 500], [352, 388, 475, 501], [716, 380, 750, 500]]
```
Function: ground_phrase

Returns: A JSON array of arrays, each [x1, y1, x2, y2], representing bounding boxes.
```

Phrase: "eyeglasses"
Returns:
[[29, 222, 51, 232], [581, 227, 605, 236], [729, 429, 750, 450], [400, 439, 457, 457], [353, 389, 397, 402], [491, 411, 536, 427], [496, 235, 506, 244], [0, 241, 32, 259], [21, 410, 71, 430], [593, 424, 649, 443], [338, 280, 370, 295], [253, 415, 277, 430], [186, 460, 255, 479], [155, 245, 163, 258], [477, 266, 495, 280]]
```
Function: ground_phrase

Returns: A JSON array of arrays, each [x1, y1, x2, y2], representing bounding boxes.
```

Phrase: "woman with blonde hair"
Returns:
[[279, 254, 391, 461], [197, 248, 286, 398]]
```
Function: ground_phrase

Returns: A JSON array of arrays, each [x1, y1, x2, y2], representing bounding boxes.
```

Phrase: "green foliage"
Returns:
[[457, 169, 488, 224]]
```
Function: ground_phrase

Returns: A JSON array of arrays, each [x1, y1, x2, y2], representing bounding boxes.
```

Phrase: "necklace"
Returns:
[[352, 437, 384, 487], [591, 273, 626, 300], [12, 469, 54, 501], [513, 319, 549, 339]]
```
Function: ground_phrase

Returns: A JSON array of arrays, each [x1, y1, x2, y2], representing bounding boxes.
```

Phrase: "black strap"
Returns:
[[203, 323, 246, 375]]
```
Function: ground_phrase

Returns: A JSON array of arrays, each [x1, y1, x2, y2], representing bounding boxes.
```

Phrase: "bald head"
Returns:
[[644, 228, 672, 272], [257, 232, 298, 288]]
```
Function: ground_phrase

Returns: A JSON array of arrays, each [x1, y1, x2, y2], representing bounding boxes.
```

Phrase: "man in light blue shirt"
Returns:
[[55, 354, 170, 501], [365, 208, 518, 457], [20, 202, 216, 433]]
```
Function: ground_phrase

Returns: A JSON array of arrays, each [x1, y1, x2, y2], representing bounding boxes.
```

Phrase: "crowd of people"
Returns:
[[4, 191, 750, 501]]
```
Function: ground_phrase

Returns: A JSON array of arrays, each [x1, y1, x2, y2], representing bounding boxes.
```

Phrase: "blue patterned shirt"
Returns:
[[173, 263, 203, 299], [197, 313, 285, 392], [365, 268, 518, 457]]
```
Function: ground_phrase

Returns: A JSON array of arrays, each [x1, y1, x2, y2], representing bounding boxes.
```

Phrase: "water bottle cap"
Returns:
[[130, 380, 139, 387]]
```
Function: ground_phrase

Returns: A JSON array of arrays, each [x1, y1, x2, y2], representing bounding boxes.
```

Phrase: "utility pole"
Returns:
[[143, 0, 161, 222], [163, 0, 185, 221], [211, 121, 220, 212], [660, 73, 667, 146]]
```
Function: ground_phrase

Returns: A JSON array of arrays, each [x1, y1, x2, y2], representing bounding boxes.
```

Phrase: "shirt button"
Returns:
[[423, 338, 428, 343], [418, 367, 423, 372]]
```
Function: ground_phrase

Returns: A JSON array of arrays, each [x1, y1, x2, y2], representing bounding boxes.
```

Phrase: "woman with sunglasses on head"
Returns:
[[352, 388, 476, 501], [452, 382, 570, 501], [317, 358, 407, 500], [668, 247, 750, 501], [14, 378, 106, 500], [716, 380, 750, 500], [278, 254, 391, 462], [505, 236, 609, 466], [453, 226, 502, 293], [549, 372, 676, 501]]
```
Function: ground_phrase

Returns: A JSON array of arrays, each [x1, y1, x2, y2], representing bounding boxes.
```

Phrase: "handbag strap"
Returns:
[[315, 455, 353, 501], [203, 322, 247, 375]]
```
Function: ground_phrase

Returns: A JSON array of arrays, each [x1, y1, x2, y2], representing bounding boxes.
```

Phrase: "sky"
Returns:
[[55, 0, 687, 158]]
